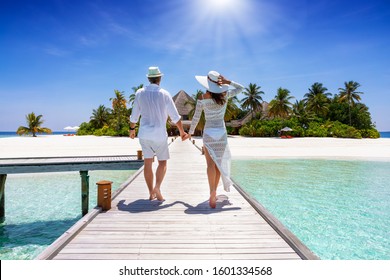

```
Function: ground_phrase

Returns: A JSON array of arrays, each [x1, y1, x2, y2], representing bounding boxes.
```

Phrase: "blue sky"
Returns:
[[1, 0, 389, 131]]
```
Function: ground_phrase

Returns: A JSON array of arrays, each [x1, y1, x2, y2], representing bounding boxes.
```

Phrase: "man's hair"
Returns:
[[148, 76, 161, 84]]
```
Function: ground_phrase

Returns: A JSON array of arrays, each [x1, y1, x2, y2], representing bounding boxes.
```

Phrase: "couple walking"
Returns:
[[130, 66, 244, 208]]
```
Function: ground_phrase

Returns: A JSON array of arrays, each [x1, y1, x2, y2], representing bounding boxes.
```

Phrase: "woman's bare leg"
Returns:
[[204, 147, 218, 208], [214, 167, 221, 191]]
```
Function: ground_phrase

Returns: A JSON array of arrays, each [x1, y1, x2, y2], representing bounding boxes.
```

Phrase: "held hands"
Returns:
[[181, 132, 190, 141], [129, 130, 136, 139]]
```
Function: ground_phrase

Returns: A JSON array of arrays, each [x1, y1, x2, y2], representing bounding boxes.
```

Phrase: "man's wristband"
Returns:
[[129, 127, 136, 131]]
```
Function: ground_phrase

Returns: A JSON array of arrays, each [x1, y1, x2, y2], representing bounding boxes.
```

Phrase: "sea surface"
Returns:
[[0, 131, 71, 138], [380, 131, 390, 138], [231, 159, 390, 260], [0, 170, 136, 260]]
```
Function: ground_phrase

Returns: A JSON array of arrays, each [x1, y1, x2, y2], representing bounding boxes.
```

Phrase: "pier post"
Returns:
[[0, 174, 6, 223], [80, 171, 89, 216], [96, 180, 112, 211]]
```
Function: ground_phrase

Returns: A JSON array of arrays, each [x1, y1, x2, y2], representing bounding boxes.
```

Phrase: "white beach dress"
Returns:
[[189, 81, 244, 192]]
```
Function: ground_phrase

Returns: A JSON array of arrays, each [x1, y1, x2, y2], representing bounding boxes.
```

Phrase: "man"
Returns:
[[129, 66, 188, 201]]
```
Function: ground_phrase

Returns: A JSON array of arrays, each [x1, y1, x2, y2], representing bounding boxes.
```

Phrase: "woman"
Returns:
[[189, 71, 244, 208]]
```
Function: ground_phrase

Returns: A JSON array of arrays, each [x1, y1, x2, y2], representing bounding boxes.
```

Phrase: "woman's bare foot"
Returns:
[[149, 192, 156, 200], [209, 191, 217, 208], [153, 187, 164, 201]]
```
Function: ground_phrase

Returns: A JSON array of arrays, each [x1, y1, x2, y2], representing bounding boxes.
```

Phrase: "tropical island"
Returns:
[[75, 80, 379, 139], [15, 81, 379, 139]]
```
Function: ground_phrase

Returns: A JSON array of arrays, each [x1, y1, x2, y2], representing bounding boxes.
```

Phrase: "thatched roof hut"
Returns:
[[172, 90, 194, 120]]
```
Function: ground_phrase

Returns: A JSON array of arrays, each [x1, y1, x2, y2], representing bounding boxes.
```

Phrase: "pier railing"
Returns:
[[0, 155, 143, 223]]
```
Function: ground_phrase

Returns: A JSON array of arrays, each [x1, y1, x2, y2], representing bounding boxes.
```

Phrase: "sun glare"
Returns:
[[196, 0, 247, 15], [208, 0, 237, 10], [162, 0, 263, 60]]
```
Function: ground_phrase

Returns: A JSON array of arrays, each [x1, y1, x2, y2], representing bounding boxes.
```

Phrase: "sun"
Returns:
[[166, 0, 259, 59], [207, 0, 237, 10], [196, 0, 244, 15]]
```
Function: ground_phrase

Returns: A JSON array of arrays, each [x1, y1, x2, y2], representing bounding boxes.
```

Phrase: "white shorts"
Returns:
[[139, 138, 170, 160]]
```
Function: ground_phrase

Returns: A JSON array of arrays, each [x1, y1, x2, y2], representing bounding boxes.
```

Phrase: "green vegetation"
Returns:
[[76, 79, 379, 138], [241, 83, 264, 118], [16, 112, 52, 137], [237, 81, 379, 138], [77, 89, 133, 137]]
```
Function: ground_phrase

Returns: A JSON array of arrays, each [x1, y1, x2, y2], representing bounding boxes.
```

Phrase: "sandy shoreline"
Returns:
[[227, 136, 390, 161], [1, 135, 390, 161]]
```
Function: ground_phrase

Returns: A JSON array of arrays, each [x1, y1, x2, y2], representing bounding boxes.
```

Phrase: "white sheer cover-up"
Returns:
[[189, 81, 244, 192]]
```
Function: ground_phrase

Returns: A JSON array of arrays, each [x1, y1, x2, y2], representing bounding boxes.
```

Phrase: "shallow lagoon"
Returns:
[[0, 170, 136, 260], [2, 159, 389, 260], [231, 159, 390, 260]]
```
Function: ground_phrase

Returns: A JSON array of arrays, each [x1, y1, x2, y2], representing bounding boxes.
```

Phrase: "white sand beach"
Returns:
[[226, 136, 390, 161], [1, 135, 390, 161], [0, 135, 142, 158]]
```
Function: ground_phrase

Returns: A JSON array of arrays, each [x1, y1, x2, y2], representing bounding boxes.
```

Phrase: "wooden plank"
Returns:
[[36, 139, 317, 260], [54, 253, 301, 260], [72, 239, 286, 247], [0, 156, 143, 174]]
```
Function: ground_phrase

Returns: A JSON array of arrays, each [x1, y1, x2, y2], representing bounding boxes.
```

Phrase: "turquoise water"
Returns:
[[231, 159, 390, 260], [0, 170, 136, 260], [380, 131, 390, 138], [0, 131, 70, 138]]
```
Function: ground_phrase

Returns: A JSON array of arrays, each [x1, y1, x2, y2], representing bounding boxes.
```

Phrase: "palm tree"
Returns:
[[109, 90, 128, 131], [110, 90, 127, 110], [338, 81, 363, 126], [240, 83, 264, 119], [129, 84, 143, 106], [268, 88, 294, 119], [90, 105, 110, 128], [292, 100, 314, 126], [225, 95, 240, 122], [303, 82, 332, 119], [16, 112, 52, 137]]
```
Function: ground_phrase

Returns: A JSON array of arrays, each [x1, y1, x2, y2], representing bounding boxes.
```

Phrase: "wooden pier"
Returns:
[[0, 155, 143, 221], [0, 155, 142, 174], [37, 139, 318, 260]]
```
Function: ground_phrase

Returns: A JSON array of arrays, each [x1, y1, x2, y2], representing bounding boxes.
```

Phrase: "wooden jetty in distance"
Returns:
[[0, 155, 143, 221], [0, 155, 142, 174], [37, 139, 319, 260]]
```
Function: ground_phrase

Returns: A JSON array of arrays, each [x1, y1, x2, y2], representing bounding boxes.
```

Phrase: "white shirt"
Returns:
[[130, 84, 181, 140], [189, 81, 244, 135]]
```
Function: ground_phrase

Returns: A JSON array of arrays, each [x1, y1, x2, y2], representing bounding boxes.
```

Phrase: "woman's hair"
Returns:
[[210, 92, 226, 105]]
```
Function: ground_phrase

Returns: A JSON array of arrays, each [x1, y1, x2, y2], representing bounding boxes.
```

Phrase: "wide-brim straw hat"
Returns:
[[146, 66, 163, 77], [195, 70, 229, 94]]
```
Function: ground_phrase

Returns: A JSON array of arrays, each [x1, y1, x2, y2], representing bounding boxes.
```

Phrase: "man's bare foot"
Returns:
[[153, 187, 164, 201], [209, 191, 217, 208]]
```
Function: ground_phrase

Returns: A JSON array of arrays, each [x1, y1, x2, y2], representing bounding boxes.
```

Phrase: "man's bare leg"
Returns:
[[153, 160, 167, 201], [143, 158, 155, 200]]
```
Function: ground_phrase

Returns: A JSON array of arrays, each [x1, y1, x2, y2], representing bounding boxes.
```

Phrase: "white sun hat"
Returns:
[[146, 66, 163, 77], [195, 70, 229, 94]]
